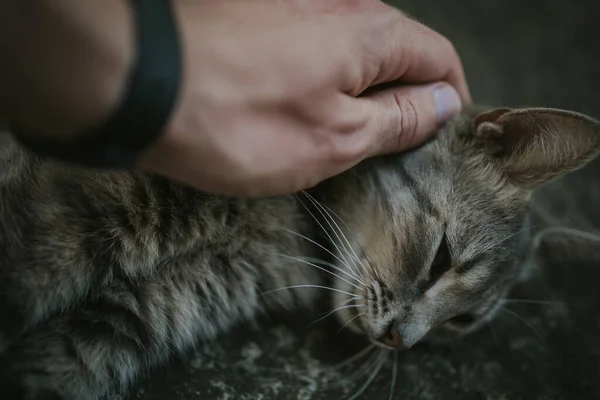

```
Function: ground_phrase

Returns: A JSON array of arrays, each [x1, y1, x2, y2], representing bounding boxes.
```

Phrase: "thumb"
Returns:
[[360, 82, 462, 157]]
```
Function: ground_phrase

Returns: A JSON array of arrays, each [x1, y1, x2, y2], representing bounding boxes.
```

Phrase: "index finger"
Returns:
[[362, 5, 471, 104]]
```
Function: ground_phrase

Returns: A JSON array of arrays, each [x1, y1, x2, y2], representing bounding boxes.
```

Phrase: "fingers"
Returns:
[[358, 4, 471, 104], [353, 82, 462, 158], [398, 18, 471, 104]]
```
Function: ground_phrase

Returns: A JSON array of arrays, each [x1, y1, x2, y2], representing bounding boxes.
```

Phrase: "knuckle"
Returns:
[[328, 107, 369, 135], [326, 135, 352, 164], [325, 131, 365, 166], [393, 93, 419, 140]]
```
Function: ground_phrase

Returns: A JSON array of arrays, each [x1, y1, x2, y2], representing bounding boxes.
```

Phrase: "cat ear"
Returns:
[[473, 107, 600, 188]]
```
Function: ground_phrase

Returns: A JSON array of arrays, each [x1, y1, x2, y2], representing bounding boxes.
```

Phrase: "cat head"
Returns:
[[321, 106, 600, 350]]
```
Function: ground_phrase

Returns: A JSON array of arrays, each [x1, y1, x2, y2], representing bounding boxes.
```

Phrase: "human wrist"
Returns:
[[4, 0, 185, 170], [0, 0, 134, 141]]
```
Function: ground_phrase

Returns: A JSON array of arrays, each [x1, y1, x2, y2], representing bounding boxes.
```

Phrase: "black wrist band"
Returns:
[[10, 0, 182, 169]]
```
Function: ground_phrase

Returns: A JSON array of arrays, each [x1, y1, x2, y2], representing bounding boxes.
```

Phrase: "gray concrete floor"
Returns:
[[123, 1, 600, 399]]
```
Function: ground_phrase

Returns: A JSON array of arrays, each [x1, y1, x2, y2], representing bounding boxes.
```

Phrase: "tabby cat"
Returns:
[[0, 105, 598, 399]]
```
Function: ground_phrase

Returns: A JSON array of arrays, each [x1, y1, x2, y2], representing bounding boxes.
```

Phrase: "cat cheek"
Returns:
[[423, 276, 453, 300]]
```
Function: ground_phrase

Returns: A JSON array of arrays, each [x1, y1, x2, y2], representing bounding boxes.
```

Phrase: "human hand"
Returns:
[[139, 0, 471, 197]]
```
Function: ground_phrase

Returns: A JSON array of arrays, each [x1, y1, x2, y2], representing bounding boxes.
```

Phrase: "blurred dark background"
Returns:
[[125, 1, 600, 399]]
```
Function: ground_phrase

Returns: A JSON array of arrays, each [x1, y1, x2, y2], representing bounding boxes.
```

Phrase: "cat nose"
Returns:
[[380, 328, 404, 350]]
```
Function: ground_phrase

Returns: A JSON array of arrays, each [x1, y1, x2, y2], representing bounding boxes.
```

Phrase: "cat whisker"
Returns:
[[347, 350, 388, 400], [261, 284, 362, 299], [336, 296, 361, 307], [276, 253, 363, 291], [533, 226, 600, 248], [315, 296, 362, 325], [388, 351, 398, 400], [488, 320, 498, 348], [337, 312, 366, 335], [300, 191, 371, 279], [295, 194, 362, 278], [310, 304, 365, 326], [312, 198, 381, 279], [325, 348, 383, 390], [298, 192, 361, 265], [499, 307, 547, 348], [361, 250, 382, 282], [301, 190, 382, 281], [327, 344, 376, 371], [297, 256, 367, 286], [282, 228, 362, 282]]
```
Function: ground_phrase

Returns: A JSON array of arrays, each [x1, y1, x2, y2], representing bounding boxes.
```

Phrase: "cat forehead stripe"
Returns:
[[396, 163, 440, 219]]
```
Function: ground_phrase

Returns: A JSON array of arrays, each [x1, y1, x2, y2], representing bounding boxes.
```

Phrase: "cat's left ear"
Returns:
[[473, 107, 600, 189]]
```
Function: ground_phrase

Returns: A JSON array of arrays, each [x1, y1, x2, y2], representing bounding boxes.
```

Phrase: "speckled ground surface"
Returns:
[[122, 1, 600, 399]]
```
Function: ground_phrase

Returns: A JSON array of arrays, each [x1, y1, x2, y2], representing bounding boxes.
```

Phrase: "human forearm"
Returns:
[[0, 0, 133, 140]]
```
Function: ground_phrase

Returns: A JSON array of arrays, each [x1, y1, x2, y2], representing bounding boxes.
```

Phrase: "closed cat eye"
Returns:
[[430, 234, 451, 282]]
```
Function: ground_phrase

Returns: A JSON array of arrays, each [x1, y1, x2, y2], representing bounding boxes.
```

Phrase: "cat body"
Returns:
[[0, 143, 323, 398], [0, 106, 599, 399]]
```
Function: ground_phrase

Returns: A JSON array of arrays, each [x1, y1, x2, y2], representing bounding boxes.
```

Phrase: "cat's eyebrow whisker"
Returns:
[[281, 228, 361, 282], [327, 344, 376, 371], [347, 350, 388, 400], [261, 284, 362, 299], [499, 306, 547, 348], [295, 194, 361, 278], [388, 351, 398, 400], [300, 191, 371, 278], [297, 256, 367, 286], [472, 223, 538, 259], [337, 312, 366, 335], [276, 254, 363, 290], [309, 303, 365, 326], [503, 298, 577, 307]]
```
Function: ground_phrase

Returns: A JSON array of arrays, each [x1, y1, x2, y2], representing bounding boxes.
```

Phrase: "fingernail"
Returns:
[[434, 84, 462, 125]]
